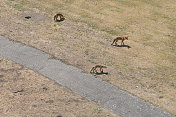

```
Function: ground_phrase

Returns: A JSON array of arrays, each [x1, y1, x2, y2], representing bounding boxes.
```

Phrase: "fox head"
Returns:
[[125, 36, 128, 40]]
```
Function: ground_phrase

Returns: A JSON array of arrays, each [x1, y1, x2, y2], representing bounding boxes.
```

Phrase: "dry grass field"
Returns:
[[0, 57, 119, 117], [0, 0, 176, 115]]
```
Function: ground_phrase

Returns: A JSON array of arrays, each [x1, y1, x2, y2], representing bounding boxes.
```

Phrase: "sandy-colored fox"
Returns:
[[54, 13, 64, 22], [90, 65, 107, 73], [111, 36, 128, 46]]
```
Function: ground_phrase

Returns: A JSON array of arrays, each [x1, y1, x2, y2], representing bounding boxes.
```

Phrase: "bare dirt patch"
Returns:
[[0, 0, 175, 115], [20, 13, 47, 21], [0, 57, 119, 117]]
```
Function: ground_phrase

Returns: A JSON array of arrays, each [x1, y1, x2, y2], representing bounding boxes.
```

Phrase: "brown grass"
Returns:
[[0, 0, 176, 115], [0, 57, 119, 117]]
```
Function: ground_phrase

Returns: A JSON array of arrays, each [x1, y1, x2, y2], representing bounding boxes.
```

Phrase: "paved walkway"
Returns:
[[0, 36, 174, 117]]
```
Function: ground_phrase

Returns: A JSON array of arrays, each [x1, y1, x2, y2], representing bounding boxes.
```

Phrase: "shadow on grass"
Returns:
[[112, 44, 131, 49], [91, 72, 109, 75]]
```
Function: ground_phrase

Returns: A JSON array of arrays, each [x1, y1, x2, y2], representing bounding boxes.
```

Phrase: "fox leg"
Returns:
[[115, 40, 118, 45], [54, 16, 56, 21], [121, 40, 124, 45], [100, 67, 103, 73], [55, 15, 59, 21], [59, 16, 62, 20], [90, 67, 95, 73], [94, 67, 98, 73], [111, 40, 115, 45]]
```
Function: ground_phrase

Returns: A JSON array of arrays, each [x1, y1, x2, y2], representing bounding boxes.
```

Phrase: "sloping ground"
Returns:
[[1, 35, 173, 117], [0, 0, 175, 115], [0, 57, 119, 117]]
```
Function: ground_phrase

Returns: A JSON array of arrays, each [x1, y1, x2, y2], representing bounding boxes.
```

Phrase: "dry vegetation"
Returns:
[[0, 0, 176, 115], [0, 57, 119, 117]]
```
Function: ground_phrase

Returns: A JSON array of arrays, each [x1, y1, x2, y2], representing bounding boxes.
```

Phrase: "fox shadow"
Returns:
[[91, 71, 109, 75], [112, 44, 131, 49]]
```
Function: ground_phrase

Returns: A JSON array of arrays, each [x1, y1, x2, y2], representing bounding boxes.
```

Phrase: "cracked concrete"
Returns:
[[0, 35, 174, 117]]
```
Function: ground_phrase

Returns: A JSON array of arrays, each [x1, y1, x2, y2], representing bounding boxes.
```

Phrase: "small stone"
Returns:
[[159, 96, 164, 99], [42, 87, 48, 91], [0, 75, 3, 78], [32, 104, 37, 107], [46, 100, 54, 103], [56, 115, 62, 117]]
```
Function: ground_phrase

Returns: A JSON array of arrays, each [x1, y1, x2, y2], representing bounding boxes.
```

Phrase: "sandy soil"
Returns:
[[0, 0, 175, 115], [0, 57, 119, 117]]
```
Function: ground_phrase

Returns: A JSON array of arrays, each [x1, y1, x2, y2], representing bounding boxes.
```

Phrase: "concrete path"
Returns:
[[0, 36, 174, 117]]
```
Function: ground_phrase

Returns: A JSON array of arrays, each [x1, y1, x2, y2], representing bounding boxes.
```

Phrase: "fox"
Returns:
[[111, 36, 128, 46], [90, 65, 107, 73], [54, 13, 64, 22]]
